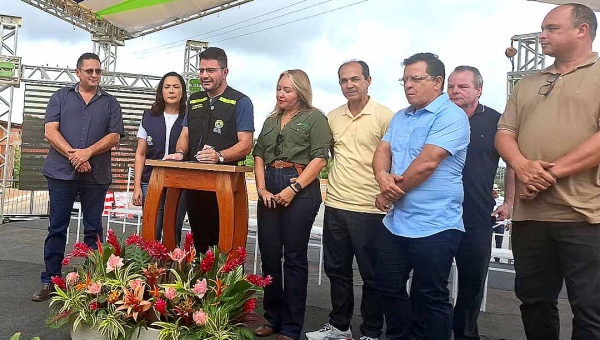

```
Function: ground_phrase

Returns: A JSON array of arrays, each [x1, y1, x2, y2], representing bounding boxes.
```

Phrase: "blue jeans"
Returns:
[[42, 177, 109, 283], [258, 167, 322, 340], [323, 206, 384, 338], [141, 183, 187, 247], [376, 227, 461, 340]]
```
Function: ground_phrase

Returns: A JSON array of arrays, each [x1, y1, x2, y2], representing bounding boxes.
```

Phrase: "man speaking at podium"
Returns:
[[165, 47, 254, 252]]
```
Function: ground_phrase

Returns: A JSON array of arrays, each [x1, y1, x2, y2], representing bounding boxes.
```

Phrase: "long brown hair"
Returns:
[[150, 72, 187, 116], [268, 69, 315, 119]]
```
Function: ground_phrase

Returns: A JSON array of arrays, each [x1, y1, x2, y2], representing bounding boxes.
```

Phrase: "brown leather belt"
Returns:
[[269, 160, 305, 175]]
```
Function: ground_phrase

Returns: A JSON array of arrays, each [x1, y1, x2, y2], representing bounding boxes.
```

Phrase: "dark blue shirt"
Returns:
[[462, 103, 501, 230], [42, 83, 125, 184]]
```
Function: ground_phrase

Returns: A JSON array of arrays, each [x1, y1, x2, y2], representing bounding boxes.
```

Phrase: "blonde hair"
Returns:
[[268, 69, 315, 119]]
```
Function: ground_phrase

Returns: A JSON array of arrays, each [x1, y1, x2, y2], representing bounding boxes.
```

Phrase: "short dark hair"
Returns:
[[568, 3, 597, 40], [76, 53, 100, 69], [338, 60, 370, 79], [151, 71, 187, 117], [402, 52, 445, 89], [200, 47, 228, 68], [452, 65, 484, 88]]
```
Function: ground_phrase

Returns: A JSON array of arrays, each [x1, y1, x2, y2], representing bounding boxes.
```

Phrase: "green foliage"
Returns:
[[8, 333, 41, 340], [319, 159, 333, 179]]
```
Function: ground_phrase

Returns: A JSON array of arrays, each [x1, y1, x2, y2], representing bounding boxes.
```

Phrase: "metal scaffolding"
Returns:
[[0, 15, 22, 223], [93, 35, 124, 85], [506, 33, 547, 96], [183, 40, 208, 94]]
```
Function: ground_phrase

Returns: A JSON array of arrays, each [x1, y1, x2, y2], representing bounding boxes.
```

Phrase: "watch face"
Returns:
[[293, 182, 302, 191]]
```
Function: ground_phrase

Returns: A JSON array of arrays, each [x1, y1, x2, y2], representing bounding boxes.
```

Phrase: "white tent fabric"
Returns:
[[77, 0, 245, 33], [529, 0, 600, 11]]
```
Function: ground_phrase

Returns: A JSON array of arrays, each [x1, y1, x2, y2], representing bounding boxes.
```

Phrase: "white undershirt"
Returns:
[[137, 112, 180, 154]]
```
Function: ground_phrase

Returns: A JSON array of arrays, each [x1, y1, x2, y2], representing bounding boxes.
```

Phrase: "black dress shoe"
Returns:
[[32, 283, 54, 302], [255, 325, 276, 337]]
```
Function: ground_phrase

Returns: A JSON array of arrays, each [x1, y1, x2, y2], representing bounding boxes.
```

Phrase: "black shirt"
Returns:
[[462, 103, 501, 230]]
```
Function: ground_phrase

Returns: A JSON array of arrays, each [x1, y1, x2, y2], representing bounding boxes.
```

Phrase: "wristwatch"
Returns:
[[291, 182, 303, 192], [216, 150, 225, 164]]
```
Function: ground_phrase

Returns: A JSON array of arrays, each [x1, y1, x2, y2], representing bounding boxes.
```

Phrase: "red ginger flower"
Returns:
[[90, 301, 99, 311], [154, 298, 167, 315], [143, 240, 169, 261], [51, 276, 66, 290], [246, 274, 273, 288], [62, 242, 93, 265], [183, 232, 194, 252], [106, 229, 121, 256], [243, 298, 257, 313], [125, 233, 144, 246], [201, 249, 215, 272], [220, 247, 247, 273]]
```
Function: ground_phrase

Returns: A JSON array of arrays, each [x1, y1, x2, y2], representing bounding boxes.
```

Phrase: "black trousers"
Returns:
[[512, 220, 600, 340], [186, 190, 219, 253], [452, 226, 492, 340], [323, 206, 384, 338], [257, 167, 322, 340]]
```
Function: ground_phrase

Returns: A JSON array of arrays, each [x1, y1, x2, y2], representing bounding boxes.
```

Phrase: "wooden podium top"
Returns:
[[145, 159, 253, 173]]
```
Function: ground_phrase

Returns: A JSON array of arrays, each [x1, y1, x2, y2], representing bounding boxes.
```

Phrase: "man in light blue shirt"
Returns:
[[373, 52, 470, 340]]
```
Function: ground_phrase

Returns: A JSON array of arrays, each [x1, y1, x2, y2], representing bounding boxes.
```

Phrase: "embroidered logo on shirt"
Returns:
[[146, 135, 154, 146], [213, 119, 224, 134]]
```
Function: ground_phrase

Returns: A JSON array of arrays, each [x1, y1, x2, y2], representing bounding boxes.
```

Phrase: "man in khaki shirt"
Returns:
[[305, 60, 393, 340], [495, 4, 600, 339]]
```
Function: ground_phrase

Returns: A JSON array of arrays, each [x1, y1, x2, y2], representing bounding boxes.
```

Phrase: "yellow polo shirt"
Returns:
[[325, 97, 394, 214]]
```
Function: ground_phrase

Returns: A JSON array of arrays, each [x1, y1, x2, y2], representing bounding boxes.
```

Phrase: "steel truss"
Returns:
[[506, 33, 546, 97], [0, 15, 22, 223], [21, 64, 162, 91]]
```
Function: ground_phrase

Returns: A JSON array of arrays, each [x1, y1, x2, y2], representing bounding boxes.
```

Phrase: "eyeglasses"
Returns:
[[538, 73, 560, 96], [399, 75, 434, 86], [274, 134, 284, 156], [79, 68, 103, 76], [198, 68, 223, 74]]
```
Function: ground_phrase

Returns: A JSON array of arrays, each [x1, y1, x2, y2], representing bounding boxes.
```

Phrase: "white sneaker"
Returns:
[[305, 323, 352, 340], [359, 337, 378, 340]]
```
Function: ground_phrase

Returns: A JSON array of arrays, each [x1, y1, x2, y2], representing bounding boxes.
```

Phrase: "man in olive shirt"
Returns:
[[496, 4, 600, 339], [306, 60, 393, 340]]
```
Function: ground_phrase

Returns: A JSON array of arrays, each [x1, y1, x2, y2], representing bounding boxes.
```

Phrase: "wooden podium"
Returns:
[[141, 160, 253, 252]]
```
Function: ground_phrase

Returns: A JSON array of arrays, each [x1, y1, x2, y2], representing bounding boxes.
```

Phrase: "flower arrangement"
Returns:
[[47, 230, 272, 340]]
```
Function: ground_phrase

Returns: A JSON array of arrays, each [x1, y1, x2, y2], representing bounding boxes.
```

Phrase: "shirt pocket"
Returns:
[[409, 127, 429, 157], [287, 122, 310, 146]]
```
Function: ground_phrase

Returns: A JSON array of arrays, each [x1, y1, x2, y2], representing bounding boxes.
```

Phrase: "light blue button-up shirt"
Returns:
[[382, 93, 470, 238]]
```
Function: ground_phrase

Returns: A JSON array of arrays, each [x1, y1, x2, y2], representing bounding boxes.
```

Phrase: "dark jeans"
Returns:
[[493, 223, 505, 249], [452, 226, 492, 340], [141, 183, 187, 247], [376, 227, 461, 340], [186, 190, 219, 253], [42, 177, 109, 283], [512, 220, 600, 340], [257, 167, 321, 340], [323, 206, 384, 338]]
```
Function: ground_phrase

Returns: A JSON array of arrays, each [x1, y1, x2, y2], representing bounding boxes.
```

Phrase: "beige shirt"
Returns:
[[498, 52, 600, 223], [325, 97, 394, 214]]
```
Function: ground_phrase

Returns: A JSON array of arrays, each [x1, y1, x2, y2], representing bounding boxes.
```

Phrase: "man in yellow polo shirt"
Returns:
[[306, 60, 393, 340]]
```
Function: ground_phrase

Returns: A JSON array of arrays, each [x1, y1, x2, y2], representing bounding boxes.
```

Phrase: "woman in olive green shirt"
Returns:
[[253, 69, 332, 340]]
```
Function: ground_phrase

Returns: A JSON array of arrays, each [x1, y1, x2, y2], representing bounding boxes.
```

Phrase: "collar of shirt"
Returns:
[[403, 92, 450, 117], [541, 52, 599, 75], [470, 103, 485, 118], [341, 96, 376, 118], [71, 82, 104, 97]]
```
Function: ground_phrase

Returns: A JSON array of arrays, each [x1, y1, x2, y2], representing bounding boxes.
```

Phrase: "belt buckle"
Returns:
[[273, 160, 284, 169]]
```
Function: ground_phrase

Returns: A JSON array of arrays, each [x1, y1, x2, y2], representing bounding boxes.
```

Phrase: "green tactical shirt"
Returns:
[[253, 109, 332, 166]]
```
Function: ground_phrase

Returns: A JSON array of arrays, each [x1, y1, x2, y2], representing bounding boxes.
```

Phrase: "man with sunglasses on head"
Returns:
[[305, 60, 393, 340], [32, 52, 124, 302], [164, 47, 254, 253], [372, 53, 470, 340], [496, 4, 600, 339]]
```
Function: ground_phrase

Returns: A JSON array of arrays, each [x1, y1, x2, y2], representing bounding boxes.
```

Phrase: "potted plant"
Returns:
[[47, 230, 272, 340]]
